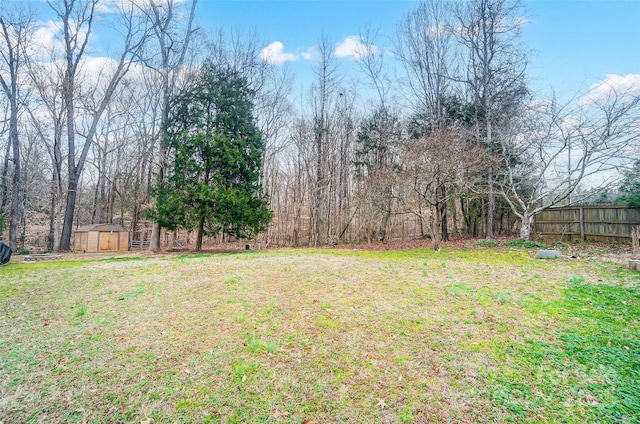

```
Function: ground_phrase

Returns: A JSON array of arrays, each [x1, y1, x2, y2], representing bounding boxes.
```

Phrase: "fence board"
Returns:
[[534, 205, 640, 242]]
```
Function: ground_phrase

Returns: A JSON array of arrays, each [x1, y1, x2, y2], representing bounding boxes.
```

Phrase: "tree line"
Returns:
[[1, 0, 638, 252]]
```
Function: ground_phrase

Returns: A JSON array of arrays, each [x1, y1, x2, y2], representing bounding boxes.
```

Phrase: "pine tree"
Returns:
[[150, 64, 272, 250]]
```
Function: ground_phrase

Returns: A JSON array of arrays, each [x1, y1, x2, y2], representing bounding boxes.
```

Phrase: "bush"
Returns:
[[505, 239, 525, 247], [505, 239, 549, 249], [17, 249, 30, 255], [524, 241, 548, 249]]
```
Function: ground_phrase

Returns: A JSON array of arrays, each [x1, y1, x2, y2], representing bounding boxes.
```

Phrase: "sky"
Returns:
[[5, 0, 640, 101], [193, 0, 640, 101]]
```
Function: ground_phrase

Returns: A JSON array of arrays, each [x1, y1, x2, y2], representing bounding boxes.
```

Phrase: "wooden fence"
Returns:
[[534, 205, 640, 242]]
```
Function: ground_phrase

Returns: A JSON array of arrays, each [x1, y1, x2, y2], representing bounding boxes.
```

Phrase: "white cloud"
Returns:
[[74, 0, 186, 19], [425, 24, 448, 38], [29, 20, 65, 59], [581, 74, 640, 105], [334, 36, 377, 60], [300, 45, 319, 61], [260, 41, 298, 65]]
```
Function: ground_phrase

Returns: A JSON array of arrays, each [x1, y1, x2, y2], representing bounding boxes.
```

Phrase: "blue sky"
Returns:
[[524, 0, 640, 96], [9, 0, 640, 101], [196, 0, 640, 100]]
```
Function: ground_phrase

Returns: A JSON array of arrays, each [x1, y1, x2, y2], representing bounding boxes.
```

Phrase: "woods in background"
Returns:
[[1, 0, 638, 252]]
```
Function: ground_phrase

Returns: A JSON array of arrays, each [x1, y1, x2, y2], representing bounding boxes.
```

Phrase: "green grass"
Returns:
[[1, 248, 638, 423]]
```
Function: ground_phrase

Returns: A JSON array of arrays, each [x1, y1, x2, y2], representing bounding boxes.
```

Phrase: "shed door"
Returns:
[[79, 233, 88, 252], [98, 231, 118, 251]]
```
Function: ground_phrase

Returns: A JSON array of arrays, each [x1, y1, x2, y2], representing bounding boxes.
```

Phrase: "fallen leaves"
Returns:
[[270, 407, 289, 418]]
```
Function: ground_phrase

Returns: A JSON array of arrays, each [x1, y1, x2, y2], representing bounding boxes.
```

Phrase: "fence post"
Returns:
[[579, 207, 585, 241]]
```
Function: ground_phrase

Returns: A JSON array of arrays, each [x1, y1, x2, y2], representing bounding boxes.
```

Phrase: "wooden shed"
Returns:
[[73, 224, 129, 252]]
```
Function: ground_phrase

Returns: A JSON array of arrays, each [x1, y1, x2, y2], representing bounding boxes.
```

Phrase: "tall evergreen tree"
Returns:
[[150, 64, 272, 250]]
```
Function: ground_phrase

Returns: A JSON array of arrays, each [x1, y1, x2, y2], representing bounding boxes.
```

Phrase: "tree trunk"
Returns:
[[0, 140, 11, 240], [520, 213, 533, 241], [8, 102, 20, 252], [437, 184, 448, 242], [314, 123, 324, 246], [150, 221, 161, 251], [91, 180, 99, 224], [430, 209, 441, 251], [60, 176, 78, 251], [47, 179, 56, 250], [150, 125, 166, 252], [53, 198, 62, 252], [47, 162, 63, 251], [195, 216, 204, 251], [487, 168, 495, 238]]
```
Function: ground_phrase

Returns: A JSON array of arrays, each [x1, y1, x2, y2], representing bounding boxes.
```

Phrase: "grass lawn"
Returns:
[[1, 247, 638, 423]]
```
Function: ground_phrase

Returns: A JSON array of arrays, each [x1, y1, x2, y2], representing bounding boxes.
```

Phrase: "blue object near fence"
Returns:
[[537, 249, 562, 259]]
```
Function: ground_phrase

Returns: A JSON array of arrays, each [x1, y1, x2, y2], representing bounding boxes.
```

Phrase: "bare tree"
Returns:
[[396, 0, 465, 242], [351, 26, 401, 243], [49, 0, 150, 250], [396, 0, 456, 125], [19, 123, 51, 250], [395, 127, 488, 249], [26, 50, 67, 251], [258, 65, 294, 246], [498, 88, 640, 240], [144, 0, 198, 252], [309, 36, 341, 246], [0, 98, 10, 239], [283, 118, 315, 246], [0, 5, 33, 251], [356, 25, 392, 109], [353, 106, 402, 242], [454, 0, 528, 238]]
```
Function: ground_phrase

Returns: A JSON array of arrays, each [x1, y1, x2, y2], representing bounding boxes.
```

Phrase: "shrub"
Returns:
[[505, 239, 548, 249], [17, 249, 30, 255], [524, 241, 548, 249], [505, 239, 525, 247]]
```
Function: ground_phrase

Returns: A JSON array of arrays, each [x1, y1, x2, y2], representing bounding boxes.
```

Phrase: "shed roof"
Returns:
[[75, 223, 128, 233]]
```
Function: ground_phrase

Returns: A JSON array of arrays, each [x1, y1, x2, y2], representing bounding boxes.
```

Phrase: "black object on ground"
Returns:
[[0, 242, 11, 266]]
